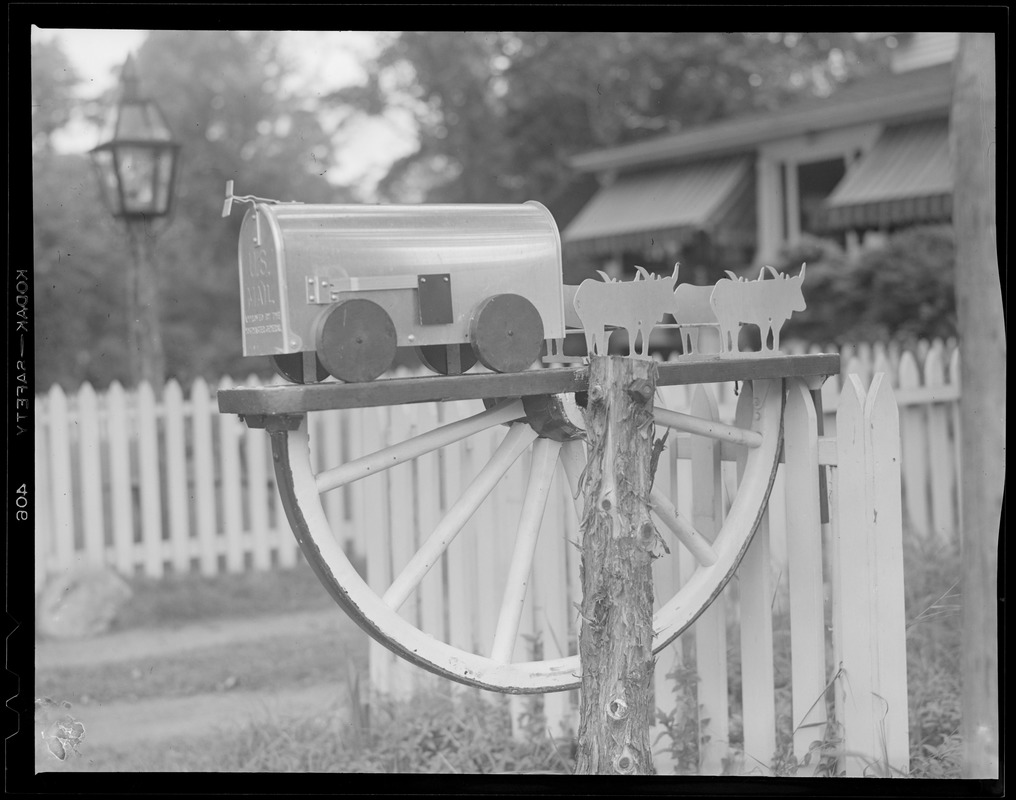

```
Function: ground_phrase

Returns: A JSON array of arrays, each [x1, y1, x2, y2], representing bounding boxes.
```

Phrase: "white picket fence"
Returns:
[[354, 374, 909, 776], [32, 338, 957, 774], [33, 337, 960, 591]]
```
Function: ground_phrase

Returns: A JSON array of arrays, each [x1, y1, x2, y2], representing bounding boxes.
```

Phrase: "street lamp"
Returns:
[[90, 53, 180, 392]]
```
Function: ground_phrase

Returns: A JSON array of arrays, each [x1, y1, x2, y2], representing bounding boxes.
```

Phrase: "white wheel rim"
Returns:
[[273, 379, 784, 693]]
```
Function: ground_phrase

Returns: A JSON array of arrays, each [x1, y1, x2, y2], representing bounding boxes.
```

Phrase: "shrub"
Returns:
[[775, 226, 956, 344]]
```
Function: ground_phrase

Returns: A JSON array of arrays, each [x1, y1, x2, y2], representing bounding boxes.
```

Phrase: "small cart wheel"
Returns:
[[267, 379, 784, 693], [272, 353, 330, 385], [469, 294, 544, 373], [416, 344, 478, 376], [315, 299, 397, 383]]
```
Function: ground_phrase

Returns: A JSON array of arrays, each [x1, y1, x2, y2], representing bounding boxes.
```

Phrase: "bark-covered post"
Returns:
[[575, 355, 661, 775], [952, 31, 1002, 779]]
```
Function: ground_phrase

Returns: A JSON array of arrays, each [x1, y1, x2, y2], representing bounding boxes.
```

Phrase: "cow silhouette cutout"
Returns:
[[709, 264, 807, 356], [572, 263, 679, 357]]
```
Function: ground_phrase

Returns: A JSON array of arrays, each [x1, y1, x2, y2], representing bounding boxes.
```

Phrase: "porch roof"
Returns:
[[570, 63, 953, 174], [821, 119, 953, 230], [562, 156, 752, 257]]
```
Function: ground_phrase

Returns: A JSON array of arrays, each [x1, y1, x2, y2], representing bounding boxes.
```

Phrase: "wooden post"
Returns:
[[575, 355, 659, 775], [952, 31, 1002, 779]]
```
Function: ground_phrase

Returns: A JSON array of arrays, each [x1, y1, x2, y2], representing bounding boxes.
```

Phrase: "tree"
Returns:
[[33, 30, 347, 390], [31, 38, 80, 153], [951, 32, 1002, 780], [327, 32, 893, 217]]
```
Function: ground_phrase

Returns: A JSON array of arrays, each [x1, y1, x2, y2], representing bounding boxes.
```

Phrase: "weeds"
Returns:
[[220, 678, 578, 773]]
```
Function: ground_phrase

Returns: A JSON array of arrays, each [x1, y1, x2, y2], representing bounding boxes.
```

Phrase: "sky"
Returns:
[[30, 27, 415, 197]]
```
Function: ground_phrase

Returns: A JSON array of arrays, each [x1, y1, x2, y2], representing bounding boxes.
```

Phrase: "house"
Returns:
[[562, 33, 957, 285]]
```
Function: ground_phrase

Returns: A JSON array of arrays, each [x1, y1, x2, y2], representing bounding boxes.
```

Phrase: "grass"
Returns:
[[63, 691, 576, 774], [104, 559, 349, 634], [38, 533, 966, 776], [36, 628, 368, 706]]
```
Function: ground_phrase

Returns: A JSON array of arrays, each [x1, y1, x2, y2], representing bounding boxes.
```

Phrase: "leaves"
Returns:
[[32, 31, 346, 391], [330, 32, 892, 215]]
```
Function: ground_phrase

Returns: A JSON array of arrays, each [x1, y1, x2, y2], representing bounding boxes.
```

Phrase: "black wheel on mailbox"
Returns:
[[271, 352, 330, 385], [469, 294, 544, 373], [315, 298, 397, 383], [416, 344, 478, 376]]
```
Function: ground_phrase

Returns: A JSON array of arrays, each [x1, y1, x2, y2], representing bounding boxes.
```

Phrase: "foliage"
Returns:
[[778, 226, 957, 345], [654, 661, 702, 774], [330, 33, 893, 213], [32, 31, 346, 391], [903, 535, 964, 778], [214, 686, 575, 773], [31, 38, 81, 153]]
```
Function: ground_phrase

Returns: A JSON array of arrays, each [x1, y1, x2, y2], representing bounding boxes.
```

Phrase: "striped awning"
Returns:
[[822, 119, 953, 230], [562, 156, 753, 256]]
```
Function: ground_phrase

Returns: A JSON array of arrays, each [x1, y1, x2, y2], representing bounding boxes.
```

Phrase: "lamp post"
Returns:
[[90, 53, 180, 394]]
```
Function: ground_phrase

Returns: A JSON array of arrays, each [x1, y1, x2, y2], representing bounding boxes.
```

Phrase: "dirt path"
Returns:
[[35, 608, 354, 669], [35, 609, 361, 763]]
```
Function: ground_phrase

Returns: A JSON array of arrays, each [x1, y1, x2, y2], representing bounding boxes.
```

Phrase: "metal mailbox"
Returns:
[[237, 201, 565, 381]]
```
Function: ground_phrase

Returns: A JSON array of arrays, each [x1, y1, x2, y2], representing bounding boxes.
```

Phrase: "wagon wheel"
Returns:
[[268, 378, 784, 693], [315, 298, 397, 383]]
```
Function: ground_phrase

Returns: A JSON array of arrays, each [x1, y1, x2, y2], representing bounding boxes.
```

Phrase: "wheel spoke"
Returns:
[[490, 437, 562, 663], [649, 488, 719, 567], [382, 422, 538, 611], [315, 398, 525, 494], [654, 405, 762, 449]]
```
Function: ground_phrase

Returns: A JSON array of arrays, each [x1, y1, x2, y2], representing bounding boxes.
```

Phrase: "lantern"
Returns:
[[90, 54, 180, 219]]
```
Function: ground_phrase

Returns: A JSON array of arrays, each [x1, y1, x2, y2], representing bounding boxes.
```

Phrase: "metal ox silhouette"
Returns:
[[573, 263, 680, 356], [710, 264, 807, 354]]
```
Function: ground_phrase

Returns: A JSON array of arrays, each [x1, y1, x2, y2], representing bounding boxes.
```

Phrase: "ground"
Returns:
[[33, 608, 368, 772]]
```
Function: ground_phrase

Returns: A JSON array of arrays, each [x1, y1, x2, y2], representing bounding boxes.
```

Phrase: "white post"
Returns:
[[734, 381, 776, 775], [690, 384, 729, 775], [834, 374, 909, 775], [863, 375, 910, 775], [783, 378, 828, 772]]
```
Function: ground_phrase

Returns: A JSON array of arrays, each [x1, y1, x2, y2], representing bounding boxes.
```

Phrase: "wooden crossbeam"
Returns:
[[219, 353, 839, 418]]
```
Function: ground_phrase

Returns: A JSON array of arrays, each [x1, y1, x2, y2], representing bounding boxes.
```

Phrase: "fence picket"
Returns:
[[387, 404, 419, 630], [651, 420, 684, 774], [76, 382, 106, 567], [690, 384, 729, 775], [360, 406, 401, 698], [218, 377, 245, 573], [319, 409, 346, 552], [245, 423, 272, 571], [105, 382, 135, 576], [136, 382, 164, 578], [864, 375, 910, 774], [47, 384, 75, 572], [163, 380, 191, 573], [190, 378, 219, 576], [834, 375, 876, 776], [897, 352, 930, 536], [441, 402, 477, 655], [924, 345, 956, 542], [532, 464, 572, 736], [35, 415, 52, 594], [413, 402, 447, 644], [783, 379, 828, 773], [734, 381, 776, 775]]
